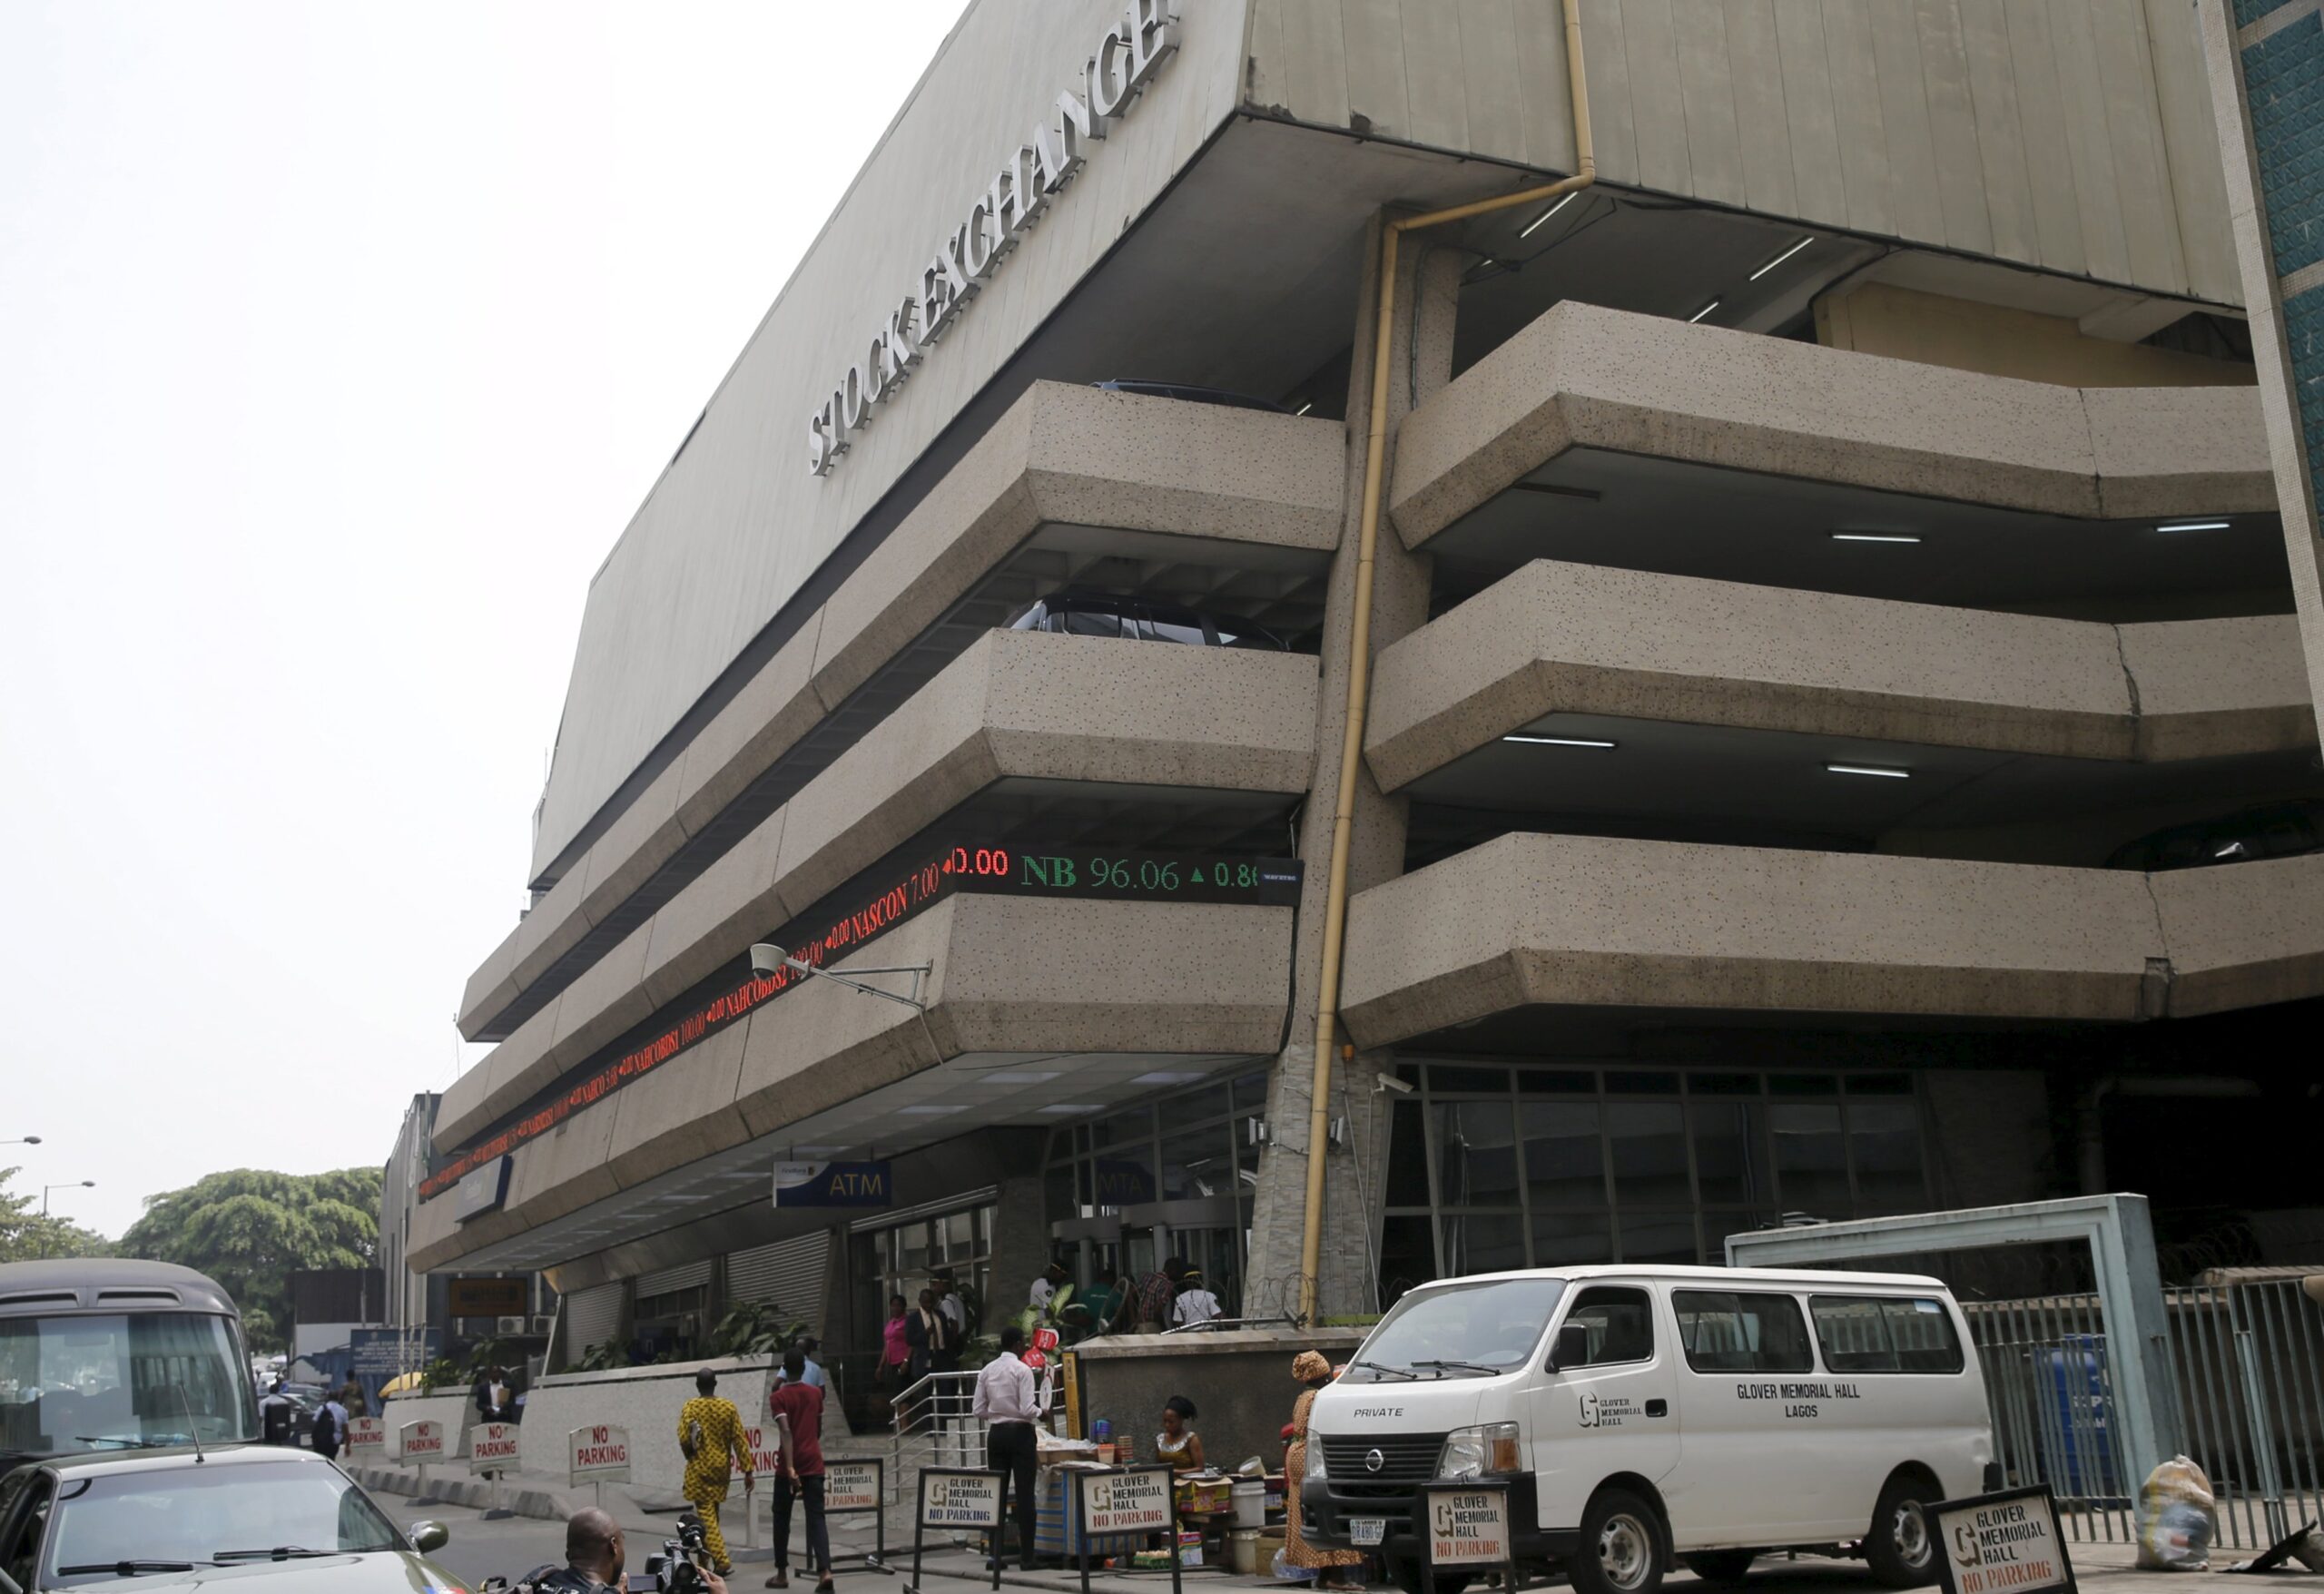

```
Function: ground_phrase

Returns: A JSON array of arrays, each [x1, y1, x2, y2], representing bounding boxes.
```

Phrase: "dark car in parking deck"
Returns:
[[1010, 590, 1291, 650], [2106, 798, 2324, 871], [0, 1444, 458, 1592]]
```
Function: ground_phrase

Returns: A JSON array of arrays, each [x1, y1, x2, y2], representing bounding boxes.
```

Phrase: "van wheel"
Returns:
[[1866, 1475, 1938, 1588], [1574, 1488, 1665, 1594], [1386, 1554, 1468, 1594], [1680, 1551, 1757, 1585]]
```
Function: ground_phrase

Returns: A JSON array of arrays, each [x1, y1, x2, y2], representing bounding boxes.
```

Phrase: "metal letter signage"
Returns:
[[1930, 1486, 2077, 1594], [806, 2, 1180, 477], [773, 1160, 893, 1208]]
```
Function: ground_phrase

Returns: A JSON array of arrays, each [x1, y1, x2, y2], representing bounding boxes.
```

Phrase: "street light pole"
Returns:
[[41, 1180, 94, 1215]]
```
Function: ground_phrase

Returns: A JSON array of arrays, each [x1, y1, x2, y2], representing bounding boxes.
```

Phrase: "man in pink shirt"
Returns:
[[766, 1347, 832, 1591]]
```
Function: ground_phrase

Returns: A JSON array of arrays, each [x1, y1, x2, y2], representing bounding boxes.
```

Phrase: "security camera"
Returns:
[[1374, 1075, 1415, 1096], [750, 943, 790, 979]]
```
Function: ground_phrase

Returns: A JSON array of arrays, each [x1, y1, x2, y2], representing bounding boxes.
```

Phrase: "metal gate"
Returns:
[[1969, 1277, 2324, 1550]]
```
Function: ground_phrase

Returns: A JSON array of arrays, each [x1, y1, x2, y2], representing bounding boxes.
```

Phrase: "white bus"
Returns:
[[1303, 1264, 1994, 1594]]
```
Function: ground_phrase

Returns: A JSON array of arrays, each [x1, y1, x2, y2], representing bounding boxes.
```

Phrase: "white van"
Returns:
[[1302, 1265, 1994, 1594]]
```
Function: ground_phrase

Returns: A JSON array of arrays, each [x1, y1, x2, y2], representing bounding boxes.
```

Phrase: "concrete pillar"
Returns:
[[985, 1159, 1049, 1334], [1246, 224, 1460, 1319]]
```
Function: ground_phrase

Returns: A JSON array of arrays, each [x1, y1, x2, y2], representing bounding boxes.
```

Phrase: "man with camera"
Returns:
[[497, 1507, 731, 1594]]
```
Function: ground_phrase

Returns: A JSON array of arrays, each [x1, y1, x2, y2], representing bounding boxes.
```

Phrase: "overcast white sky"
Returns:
[[0, 0, 971, 1238]]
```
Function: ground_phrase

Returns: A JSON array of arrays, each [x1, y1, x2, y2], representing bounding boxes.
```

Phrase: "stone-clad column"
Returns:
[[1245, 224, 1462, 1318]]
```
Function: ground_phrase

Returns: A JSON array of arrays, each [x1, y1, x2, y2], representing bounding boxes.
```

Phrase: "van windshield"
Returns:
[[0, 1313, 257, 1460], [1348, 1277, 1566, 1381]]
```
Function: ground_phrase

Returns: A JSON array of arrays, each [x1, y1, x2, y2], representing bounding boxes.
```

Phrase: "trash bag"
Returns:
[[1272, 1548, 1320, 1583], [2135, 1454, 2218, 1571]]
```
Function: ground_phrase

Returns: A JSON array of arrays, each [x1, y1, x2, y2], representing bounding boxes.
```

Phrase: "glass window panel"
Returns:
[[1561, 1286, 1656, 1364], [1521, 1103, 1604, 1210], [1618, 1211, 1700, 1265], [1769, 1074, 1837, 1097], [1044, 1166, 1078, 1225], [1160, 1127, 1231, 1200], [1845, 1072, 1914, 1096], [1063, 606, 1121, 637], [1810, 1294, 1899, 1372], [1883, 1299, 1966, 1373], [1847, 1100, 1926, 1209], [1671, 1290, 1816, 1373], [1379, 1215, 1439, 1306], [1691, 1100, 1772, 1205], [1515, 1069, 1597, 1095], [1434, 1102, 1521, 1206], [1607, 1102, 1690, 1206], [1702, 1211, 1777, 1256], [1770, 1102, 1851, 1214], [1092, 1107, 1151, 1149], [1384, 1099, 1432, 1206], [1430, 1065, 1509, 1094], [899, 1222, 931, 1275], [1159, 1079, 1232, 1135], [943, 1209, 977, 1260], [1142, 615, 1208, 645], [1443, 1212, 1527, 1275], [1529, 1210, 1613, 1268], [1233, 1072, 1270, 1111], [1604, 1070, 1679, 1096], [1688, 1073, 1761, 1097]]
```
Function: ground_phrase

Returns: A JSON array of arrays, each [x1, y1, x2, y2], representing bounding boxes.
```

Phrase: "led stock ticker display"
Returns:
[[420, 843, 1299, 1200]]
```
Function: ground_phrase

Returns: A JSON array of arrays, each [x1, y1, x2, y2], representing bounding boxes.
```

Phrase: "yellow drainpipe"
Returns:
[[1296, 0, 1598, 1325]]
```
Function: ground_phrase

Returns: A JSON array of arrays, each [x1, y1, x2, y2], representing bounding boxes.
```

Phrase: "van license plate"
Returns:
[[1351, 1520, 1386, 1547]]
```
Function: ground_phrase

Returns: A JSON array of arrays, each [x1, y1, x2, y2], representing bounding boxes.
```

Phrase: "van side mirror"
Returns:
[[409, 1520, 449, 1553], [1547, 1323, 1591, 1372]]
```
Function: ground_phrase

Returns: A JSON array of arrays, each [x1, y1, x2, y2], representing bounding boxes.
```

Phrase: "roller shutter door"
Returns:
[[635, 1259, 713, 1298], [726, 1233, 830, 1334], [563, 1281, 623, 1357]]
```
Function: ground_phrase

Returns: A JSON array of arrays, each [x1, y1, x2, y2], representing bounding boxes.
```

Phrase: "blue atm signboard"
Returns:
[[774, 1161, 894, 1208]]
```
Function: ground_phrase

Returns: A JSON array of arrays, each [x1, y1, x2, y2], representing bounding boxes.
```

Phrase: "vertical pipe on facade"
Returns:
[[1295, 0, 1598, 1323]]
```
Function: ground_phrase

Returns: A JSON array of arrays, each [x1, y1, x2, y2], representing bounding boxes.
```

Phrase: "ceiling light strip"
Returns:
[[1749, 236, 1815, 280], [1520, 191, 1579, 238], [1826, 763, 1911, 779], [1503, 734, 1618, 748]]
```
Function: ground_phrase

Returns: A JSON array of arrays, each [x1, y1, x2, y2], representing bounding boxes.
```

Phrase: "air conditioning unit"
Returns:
[[496, 1316, 530, 1335], [531, 1314, 556, 1335]]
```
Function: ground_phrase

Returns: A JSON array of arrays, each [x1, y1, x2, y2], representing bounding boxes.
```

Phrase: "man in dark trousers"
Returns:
[[765, 1347, 832, 1590], [970, 1326, 1043, 1570]]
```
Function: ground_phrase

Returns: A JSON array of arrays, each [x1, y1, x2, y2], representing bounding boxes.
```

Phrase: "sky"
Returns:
[[0, 0, 973, 1238]]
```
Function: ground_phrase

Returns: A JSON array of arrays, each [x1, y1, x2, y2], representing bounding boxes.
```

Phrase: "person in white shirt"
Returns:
[[970, 1326, 1043, 1570], [1170, 1270, 1222, 1327], [1027, 1262, 1068, 1317]]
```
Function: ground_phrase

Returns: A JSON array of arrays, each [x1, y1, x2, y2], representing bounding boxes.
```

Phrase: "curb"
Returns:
[[353, 1463, 574, 1523]]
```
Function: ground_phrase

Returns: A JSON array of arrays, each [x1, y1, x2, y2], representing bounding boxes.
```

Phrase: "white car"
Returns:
[[1303, 1264, 1994, 1594]]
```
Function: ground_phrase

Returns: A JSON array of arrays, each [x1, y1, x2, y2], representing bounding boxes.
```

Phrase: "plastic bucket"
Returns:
[[1233, 1480, 1267, 1528]]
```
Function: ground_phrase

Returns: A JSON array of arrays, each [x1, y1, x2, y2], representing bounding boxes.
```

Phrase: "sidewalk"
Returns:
[[351, 1460, 2317, 1594]]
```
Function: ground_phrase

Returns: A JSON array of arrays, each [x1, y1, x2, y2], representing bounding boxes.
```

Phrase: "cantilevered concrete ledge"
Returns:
[[458, 380, 1344, 1041], [1338, 832, 2324, 1046], [433, 630, 1317, 1150], [410, 891, 1294, 1273], [1387, 302, 2275, 548], [1365, 561, 2313, 791]]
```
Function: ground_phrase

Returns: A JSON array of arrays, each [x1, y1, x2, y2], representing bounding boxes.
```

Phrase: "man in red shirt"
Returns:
[[766, 1347, 832, 1591]]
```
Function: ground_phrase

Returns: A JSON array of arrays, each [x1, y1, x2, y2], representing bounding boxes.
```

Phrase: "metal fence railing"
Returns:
[[1967, 1277, 2324, 1550]]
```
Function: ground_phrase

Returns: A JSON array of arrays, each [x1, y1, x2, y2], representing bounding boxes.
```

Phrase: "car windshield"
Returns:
[[0, 1314, 256, 1459], [1347, 1277, 1566, 1380], [45, 1459, 403, 1583]]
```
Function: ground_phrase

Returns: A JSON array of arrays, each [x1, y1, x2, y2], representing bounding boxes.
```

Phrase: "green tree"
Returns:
[[119, 1167, 382, 1352], [0, 1167, 113, 1264]]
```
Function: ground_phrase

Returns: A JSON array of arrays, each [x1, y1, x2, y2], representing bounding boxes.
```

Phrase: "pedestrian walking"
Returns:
[[1132, 1256, 1184, 1332], [311, 1390, 348, 1461], [259, 1379, 294, 1446], [971, 1326, 1043, 1571], [878, 1294, 911, 1392], [678, 1368, 755, 1577], [1282, 1353, 1364, 1590], [338, 1374, 369, 1418], [766, 1347, 832, 1591], [931, 1271, 966, 1371]]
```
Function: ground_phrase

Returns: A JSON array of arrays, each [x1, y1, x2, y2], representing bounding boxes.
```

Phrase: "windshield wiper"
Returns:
[[1409, 1359, 1504, 1378], [1351, 1358, 1416, 1381], [213, 1548, 330, 1561], [57, 1560, 199, 1576]]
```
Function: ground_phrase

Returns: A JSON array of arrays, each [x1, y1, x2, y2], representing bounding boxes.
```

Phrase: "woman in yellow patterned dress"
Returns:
[[1283, 1351, 1366, 1589], [678, 1368, 756, 1575]]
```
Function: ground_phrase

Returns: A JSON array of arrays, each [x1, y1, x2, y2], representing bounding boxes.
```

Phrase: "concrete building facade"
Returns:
[[417, 0, 2324, 1399]]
